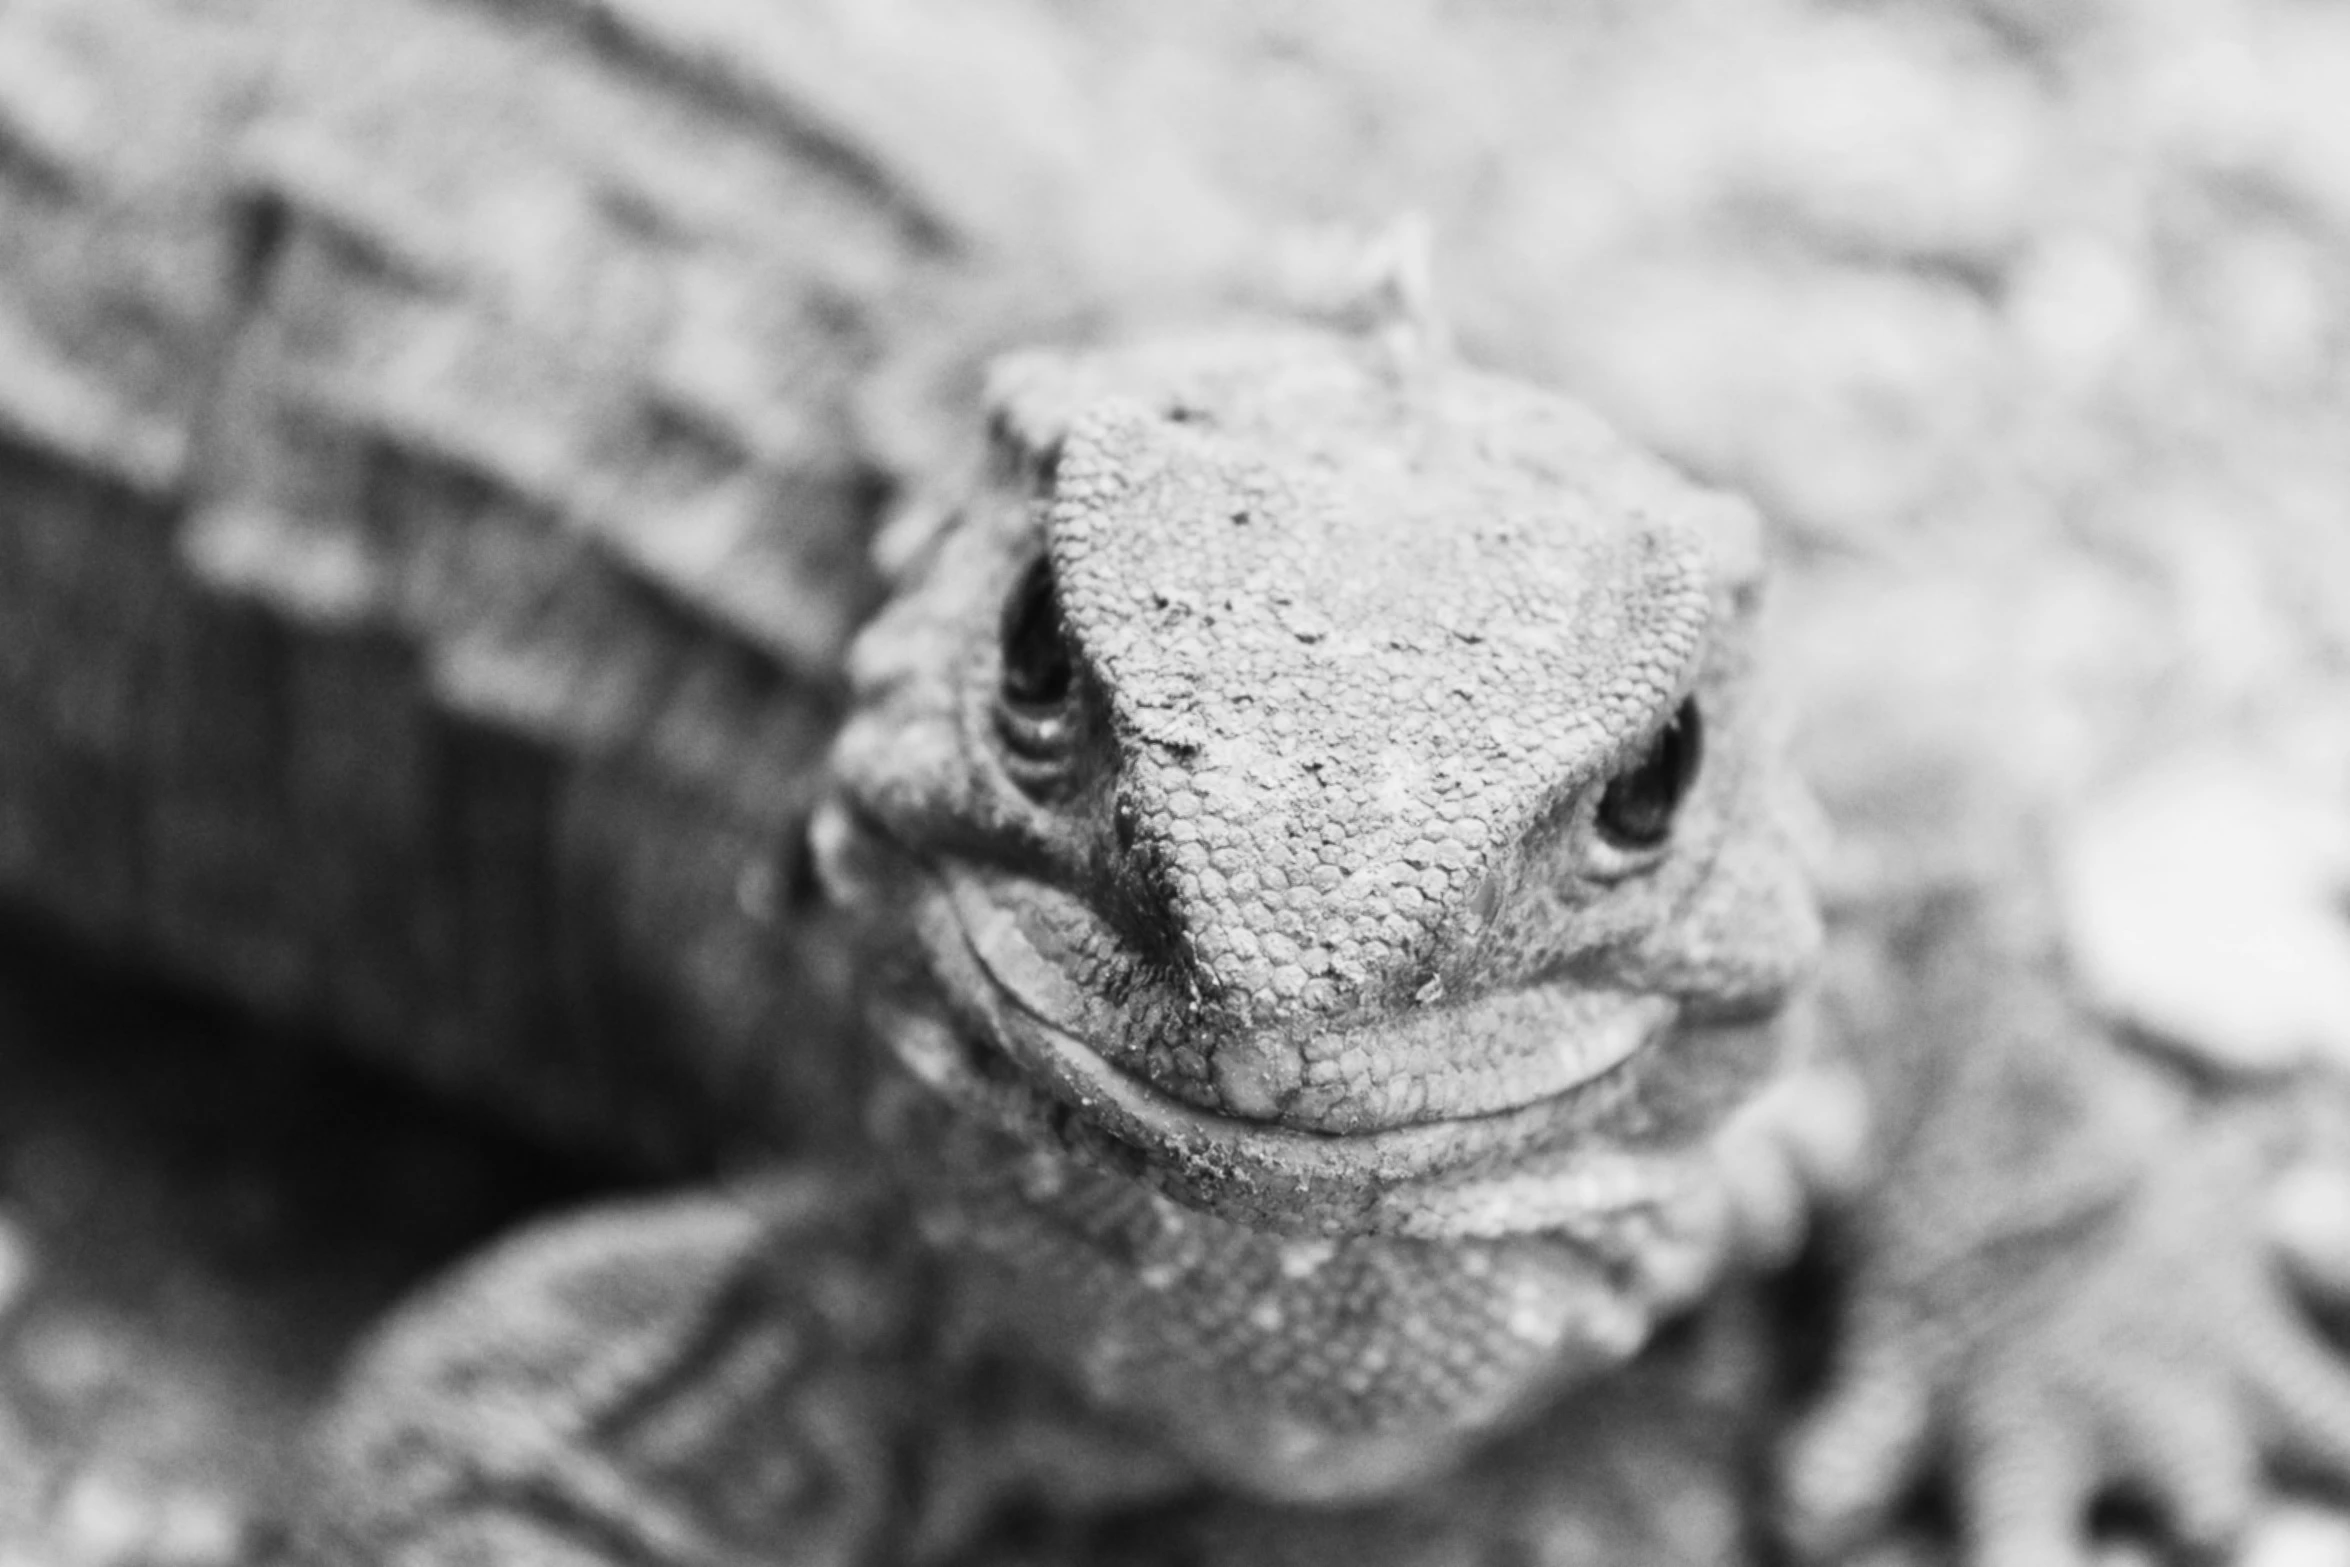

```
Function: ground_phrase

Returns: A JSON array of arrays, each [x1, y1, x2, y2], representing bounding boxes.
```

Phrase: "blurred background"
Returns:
[[0, 0, 2346, 1560]]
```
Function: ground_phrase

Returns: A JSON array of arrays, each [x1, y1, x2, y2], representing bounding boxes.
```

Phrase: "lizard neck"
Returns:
[[868, 1033, 1772, 1503]]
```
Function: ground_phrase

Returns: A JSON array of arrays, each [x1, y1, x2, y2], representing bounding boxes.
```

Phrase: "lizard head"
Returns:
[[817, 324, 1821, 1494]]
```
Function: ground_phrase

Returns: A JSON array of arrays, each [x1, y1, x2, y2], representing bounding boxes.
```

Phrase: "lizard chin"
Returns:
[[899, 863, 1727, 1241]]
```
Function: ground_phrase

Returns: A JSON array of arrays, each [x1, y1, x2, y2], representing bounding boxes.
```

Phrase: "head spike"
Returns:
[[1270, 214, 1453, 365]]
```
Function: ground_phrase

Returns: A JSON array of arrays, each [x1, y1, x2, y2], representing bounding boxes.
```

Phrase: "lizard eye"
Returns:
[[996, 555, 1081, 770], [1594, 698, 1702, 856]]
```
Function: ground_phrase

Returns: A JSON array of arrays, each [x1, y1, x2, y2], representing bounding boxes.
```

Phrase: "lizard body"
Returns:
[[306, 327, 2350, 1566]]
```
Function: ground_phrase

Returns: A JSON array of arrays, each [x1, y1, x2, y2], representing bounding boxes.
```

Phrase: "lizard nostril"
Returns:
[[1468, 870, 1505, 929]]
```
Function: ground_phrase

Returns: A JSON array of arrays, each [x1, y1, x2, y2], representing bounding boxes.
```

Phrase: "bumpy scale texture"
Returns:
[[1044, 337, 1710, 1118], [949, 330, 1809, 1149]]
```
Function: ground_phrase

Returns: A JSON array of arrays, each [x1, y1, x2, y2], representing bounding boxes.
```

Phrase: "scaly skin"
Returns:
[[303, 325, 2350, 1566], [825, 326, 1815, 1495]]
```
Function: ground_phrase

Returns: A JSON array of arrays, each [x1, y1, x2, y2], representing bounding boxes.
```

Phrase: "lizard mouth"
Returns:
[[893, 864, 1713, 1238]]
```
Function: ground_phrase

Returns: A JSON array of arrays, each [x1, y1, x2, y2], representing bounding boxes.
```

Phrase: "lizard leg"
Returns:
[[301, 1173, 918, 1567], [1783, 1112, 2350, 1567]]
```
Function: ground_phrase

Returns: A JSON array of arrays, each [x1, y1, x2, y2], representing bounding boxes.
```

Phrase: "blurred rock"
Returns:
[[2243, 1504, 2350, 1567], [2059, 739, 2350, 1077]]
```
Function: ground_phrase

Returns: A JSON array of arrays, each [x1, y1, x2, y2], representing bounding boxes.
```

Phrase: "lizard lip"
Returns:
[[911, 866, 1690, 1234]]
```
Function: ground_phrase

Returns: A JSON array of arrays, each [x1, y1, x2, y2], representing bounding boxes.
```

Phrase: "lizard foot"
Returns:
[[1781, 1121, 2350, 1567], [301, 1173, 918, 1567]]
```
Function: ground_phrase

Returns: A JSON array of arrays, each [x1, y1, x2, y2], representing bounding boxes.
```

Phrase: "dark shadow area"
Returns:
[[0, 912, 626, 1556]]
